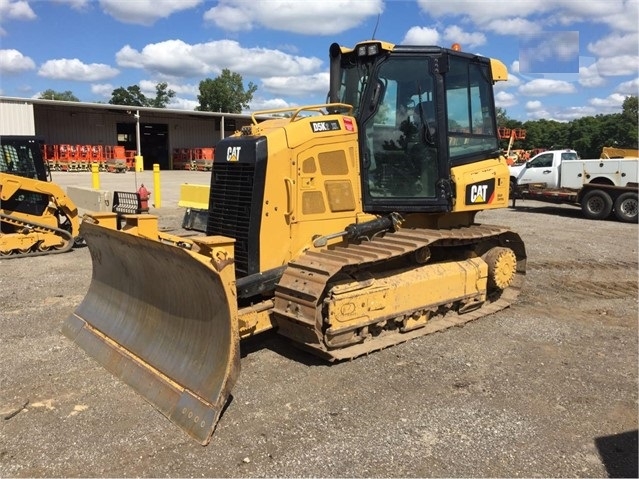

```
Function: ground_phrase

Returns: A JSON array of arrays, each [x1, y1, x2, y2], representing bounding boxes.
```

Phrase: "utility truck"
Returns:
[[510, 149, 638, 222]]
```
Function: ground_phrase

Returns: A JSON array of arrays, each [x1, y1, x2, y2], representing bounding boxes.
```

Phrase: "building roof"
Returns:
[[0, 95, 259, 121]]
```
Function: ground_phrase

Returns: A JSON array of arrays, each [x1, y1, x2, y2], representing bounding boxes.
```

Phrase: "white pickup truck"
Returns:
[[509, 149, 638, 222]]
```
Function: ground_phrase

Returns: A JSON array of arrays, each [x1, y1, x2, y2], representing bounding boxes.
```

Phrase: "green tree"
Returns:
[[149, 82, 176, 108], [196, 69, 257, 113], [620, 95, 638, 148], [622, 95, 638, 122], [109, 85, 149, 106], [109, 82, 176, 108], [521, 119, 569, 151], [39, 89, 79, 101], [495, 107, 509, 126]]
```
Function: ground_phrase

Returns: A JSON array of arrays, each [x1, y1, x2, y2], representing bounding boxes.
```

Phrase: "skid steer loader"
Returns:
[[63, 40, 526, 444], [1, 136, 81, 258]]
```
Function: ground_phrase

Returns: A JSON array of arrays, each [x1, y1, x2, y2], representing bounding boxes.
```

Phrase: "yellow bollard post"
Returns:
[[153, 163, 161, 208], [91, 162, 100, 189], [135, 155, 144, 172]]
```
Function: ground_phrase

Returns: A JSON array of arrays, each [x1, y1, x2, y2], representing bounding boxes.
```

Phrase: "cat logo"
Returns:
[[470, 184, 488, 202], [465, 179, 495, 205], [226, 146, 241, 162]]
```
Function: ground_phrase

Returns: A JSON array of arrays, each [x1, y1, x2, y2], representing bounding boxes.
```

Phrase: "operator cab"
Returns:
[[329, 41, 501, 214], [0, 136, 50, 217]]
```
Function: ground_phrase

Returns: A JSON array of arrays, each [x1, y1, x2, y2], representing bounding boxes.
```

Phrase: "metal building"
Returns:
[[0, 96, 257, 170]]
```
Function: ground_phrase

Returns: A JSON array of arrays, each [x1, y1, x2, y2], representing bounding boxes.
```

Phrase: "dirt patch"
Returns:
[[1, 200, 637, 477]]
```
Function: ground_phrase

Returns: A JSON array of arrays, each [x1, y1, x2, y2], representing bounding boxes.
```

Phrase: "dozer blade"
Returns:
[[62, 221, 240, 445]]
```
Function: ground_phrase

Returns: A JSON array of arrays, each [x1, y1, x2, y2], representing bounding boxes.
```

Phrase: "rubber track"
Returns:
[[274, 224, 525, 361], [0, 213, 74, 259]]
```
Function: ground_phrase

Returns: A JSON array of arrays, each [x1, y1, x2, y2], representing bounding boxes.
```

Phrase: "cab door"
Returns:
[[517, 152, 556, 186]]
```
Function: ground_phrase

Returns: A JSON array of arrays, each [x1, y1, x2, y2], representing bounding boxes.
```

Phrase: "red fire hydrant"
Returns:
[[138, 184, 150, 213]]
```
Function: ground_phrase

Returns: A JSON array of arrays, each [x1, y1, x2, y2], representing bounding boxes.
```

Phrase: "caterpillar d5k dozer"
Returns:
[[63, 40, 527, 445], [1, 136, 81, 258]]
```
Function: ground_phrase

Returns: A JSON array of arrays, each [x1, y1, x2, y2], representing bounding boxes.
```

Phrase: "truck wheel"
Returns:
[[613, 192, 638, 223], [581, 189, 613, 220]]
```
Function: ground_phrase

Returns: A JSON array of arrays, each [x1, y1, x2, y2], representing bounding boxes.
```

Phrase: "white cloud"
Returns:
[[525, 100, 550, 120], [38, 58, 119, 81], [416, 0, 639, 34], [616, 77, 639, 95], [401, 24, 485, 50], [52, 0, 90, 10], [167, 97, 199, 111], [443, 25, 486, 48], [262, 72, 330, 97], [495, 91, 517, 108], [589, 92, 629, 109], [525, 100, 543, 110], [577, 54, 639, 88], [116, 39, 322, 78], [518, 78, 577, 96], [578, 63, 606, 88], [90, 83, 113, 98], [402, 26, 440, 45], [484, 17, 537, 36], [139, 79, 198, 97], [0, 48, 35, 74], [587, 32, 639, 57], [99, 0, 202, 26], [0, 0, 36, 21], [596, 55, 639, 76], [203, 0, 383, 35], [553, 106, 598, 121], [248, 97, 295, 112]]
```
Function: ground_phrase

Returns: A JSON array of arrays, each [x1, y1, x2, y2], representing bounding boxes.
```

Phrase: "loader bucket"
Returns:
[[63, 221, 240, 445]]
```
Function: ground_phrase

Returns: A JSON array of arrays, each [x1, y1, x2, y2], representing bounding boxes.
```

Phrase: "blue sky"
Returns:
[[0, 0, 637, 122]]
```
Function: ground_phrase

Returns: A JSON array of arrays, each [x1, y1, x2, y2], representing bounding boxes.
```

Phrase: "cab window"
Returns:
[[362, 57, 438, 199], [529, 153, 553, 168], [446, 57, 498, 161]]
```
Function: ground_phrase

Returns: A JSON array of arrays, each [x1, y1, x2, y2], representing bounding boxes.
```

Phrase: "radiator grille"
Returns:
[[206, 162, 255, 277]]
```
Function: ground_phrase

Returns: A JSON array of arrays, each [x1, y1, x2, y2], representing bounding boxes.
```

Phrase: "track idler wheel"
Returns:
[[482, 247, 517, 290]]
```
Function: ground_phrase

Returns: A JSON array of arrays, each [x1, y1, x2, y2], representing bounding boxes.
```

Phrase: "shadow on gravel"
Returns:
[[595, 429, 638, 478], [507, 204, 584, 219], [239, 330, 326, 367]]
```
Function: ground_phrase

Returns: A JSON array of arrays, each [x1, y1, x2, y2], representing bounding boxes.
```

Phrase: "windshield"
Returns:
[[336, 60, 373, 118], [0, 141, 40, 179]]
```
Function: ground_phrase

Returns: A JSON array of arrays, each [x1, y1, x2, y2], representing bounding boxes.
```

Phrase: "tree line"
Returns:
[[39, 68, 256, 114], [496, 96, 638, 159]]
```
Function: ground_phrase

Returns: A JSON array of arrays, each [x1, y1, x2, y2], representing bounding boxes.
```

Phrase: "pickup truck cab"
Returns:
[[509, 149, 579, 190], [509, 149, 639, 222]]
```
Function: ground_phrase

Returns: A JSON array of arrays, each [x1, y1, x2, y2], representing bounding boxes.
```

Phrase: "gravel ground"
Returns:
[[1, 182, 637, 478]]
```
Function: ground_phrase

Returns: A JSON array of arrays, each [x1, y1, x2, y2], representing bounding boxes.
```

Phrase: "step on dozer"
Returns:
[[63, 214, 240, 445]]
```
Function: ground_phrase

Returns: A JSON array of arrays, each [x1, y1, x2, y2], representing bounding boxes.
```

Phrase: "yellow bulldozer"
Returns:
[[1, 136, 81, 258], [63, 40, 527, 444]]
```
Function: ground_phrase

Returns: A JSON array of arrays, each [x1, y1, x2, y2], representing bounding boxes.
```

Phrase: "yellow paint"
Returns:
[[91, 162, 100, 189], [178, 183, 210, 209], [152, 163, 161, 208], [325, 257, 488, 337]]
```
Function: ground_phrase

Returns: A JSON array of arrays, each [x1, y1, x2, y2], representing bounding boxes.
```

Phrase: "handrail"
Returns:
[[251, 103, 353, 125]]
